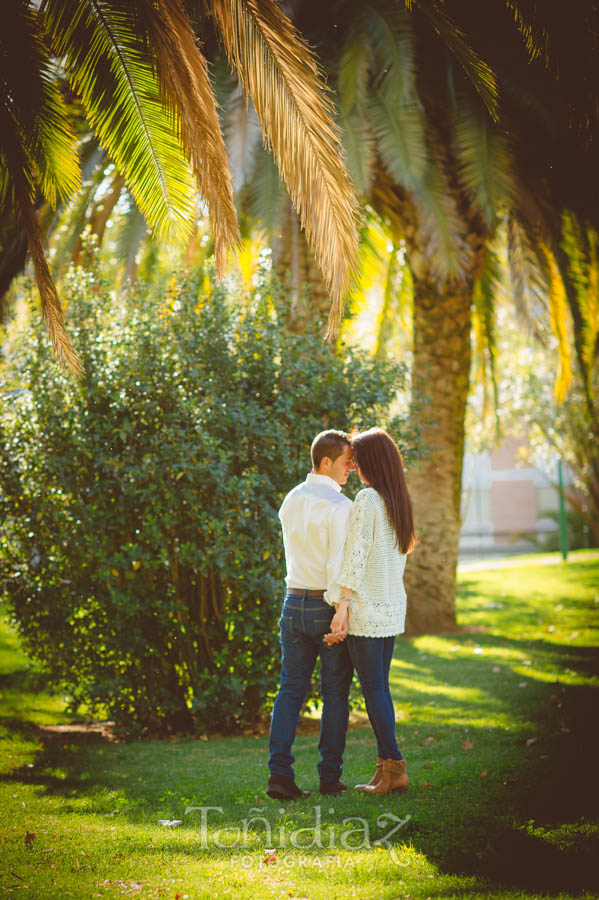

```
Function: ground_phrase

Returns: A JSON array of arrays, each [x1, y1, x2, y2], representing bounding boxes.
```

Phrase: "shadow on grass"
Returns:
[[2, 577, 598, 896], [2, 657, 597, 895]]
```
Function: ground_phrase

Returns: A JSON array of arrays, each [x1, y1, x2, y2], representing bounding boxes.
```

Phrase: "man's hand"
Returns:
[[324, 600, 349, 645]]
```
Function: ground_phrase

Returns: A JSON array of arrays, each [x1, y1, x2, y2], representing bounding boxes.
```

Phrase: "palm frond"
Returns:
[[208, 0, 359, 337], [561, 212, 599, 392], [139, 0, 241, 271], [247, 146, 287, 244], [370, 88, 428, 191], [540, 242, 573, 402], [505, 0, 550, 65], [336, 26, 374, 196], [471, 244, 501, 418], [44, 0, 197, 243], [347, 217, 391, 318], [1, 1, 80, 208], [361, 2, 416, 101], [49, 144, 109, 277], [337, 107, 374, 198], [410, 159, 472, 282], [356, 4, 427, 192], [338, 28, 372, 115], [453, 98, 517, 227], [404, 0, 499, 120], [375, 240, 410, 359], [0, 5, 81, 373], [505, 214, 548, 333], [20, 183, 83, 375]]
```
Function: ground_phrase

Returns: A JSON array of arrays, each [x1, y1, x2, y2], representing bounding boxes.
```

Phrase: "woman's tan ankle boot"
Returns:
[[354, 757, 383, 792], [362, 758, 409, 795]]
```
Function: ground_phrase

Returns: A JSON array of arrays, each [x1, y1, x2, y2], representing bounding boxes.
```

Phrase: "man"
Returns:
[[266, 429, 354, 800]]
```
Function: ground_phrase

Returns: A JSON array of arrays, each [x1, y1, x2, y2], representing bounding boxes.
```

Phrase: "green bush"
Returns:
[[0, 263, 412, 735]]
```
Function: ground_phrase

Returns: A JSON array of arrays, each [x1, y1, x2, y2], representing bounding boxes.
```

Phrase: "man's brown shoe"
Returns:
[[355, 757, 383, 792], [266, 774, 311, 800], [362, 759, 409, 795], [319, 780, 347, 796]]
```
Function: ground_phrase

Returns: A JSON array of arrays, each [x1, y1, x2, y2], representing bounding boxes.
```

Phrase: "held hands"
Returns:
[[324, 598, 349, 645]]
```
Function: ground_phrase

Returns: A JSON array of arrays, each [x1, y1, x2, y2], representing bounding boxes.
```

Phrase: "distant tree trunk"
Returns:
[[404, 273, 473, 634], [274, 200, 331, 329], [72, 173, 125, 265]]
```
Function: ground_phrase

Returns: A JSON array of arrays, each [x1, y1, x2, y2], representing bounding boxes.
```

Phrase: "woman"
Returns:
[[329, 427, 416, 795]]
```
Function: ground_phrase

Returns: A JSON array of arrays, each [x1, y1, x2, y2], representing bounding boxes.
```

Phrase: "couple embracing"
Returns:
[[267, 427, 415, 801]]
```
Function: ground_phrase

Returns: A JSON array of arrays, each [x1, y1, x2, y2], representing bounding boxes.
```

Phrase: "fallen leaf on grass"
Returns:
[[263, 849, 277, 864], [418, 780, 433, 788], [461, 739, 473, 750], [479, 770, 487, 778], [24, 831, 36, 847]]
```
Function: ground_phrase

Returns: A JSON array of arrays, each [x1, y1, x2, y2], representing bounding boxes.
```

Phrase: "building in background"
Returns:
[[460, 436, 575, 560]]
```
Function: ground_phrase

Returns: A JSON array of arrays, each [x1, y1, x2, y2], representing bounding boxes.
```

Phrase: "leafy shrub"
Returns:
[[0, 262, 412, 734]]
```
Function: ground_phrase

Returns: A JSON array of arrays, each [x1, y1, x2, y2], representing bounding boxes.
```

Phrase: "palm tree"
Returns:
[[0, 0, 359, 373], [226, 0, 597, 631]]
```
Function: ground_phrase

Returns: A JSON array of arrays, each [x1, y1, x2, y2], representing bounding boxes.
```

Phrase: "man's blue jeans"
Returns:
[[268, 592, 353, 784], [346, 635, 403, 761]]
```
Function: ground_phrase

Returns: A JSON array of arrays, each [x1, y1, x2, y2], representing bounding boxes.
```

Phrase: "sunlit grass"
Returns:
[[1, 554, 598, 898]]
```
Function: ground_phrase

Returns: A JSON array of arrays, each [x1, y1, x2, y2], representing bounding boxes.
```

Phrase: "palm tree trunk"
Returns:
[[404, 275, 472, 634], [274, 201, 331, 329]]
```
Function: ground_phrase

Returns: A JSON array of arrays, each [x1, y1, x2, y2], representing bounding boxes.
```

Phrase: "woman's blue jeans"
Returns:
[[346, 634, 403, 760], [268, 593, 353, 784]]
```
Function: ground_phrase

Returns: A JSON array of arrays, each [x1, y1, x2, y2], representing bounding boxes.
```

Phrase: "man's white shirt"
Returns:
[[278, 473, 353, 606]]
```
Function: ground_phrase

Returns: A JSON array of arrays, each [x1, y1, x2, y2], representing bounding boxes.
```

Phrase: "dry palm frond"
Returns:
[[144, 0, 241, 272], [208, 0, 359, 338], [1, 2, 81, 373], [20, 189, 83, 376]]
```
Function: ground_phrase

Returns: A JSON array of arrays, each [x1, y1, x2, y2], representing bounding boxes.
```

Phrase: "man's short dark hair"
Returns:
[[311, 429, 351, 469]]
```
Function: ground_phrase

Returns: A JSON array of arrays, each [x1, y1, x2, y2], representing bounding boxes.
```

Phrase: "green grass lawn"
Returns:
[[1, 551, 598, 899]]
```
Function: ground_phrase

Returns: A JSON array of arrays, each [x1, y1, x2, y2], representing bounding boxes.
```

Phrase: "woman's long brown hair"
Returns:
[[351, 427, 416, 553]]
